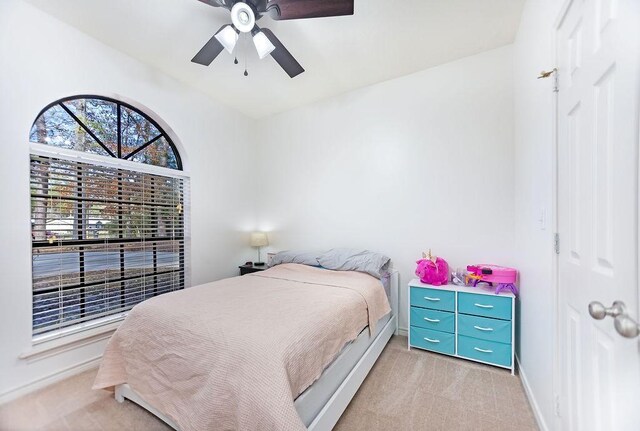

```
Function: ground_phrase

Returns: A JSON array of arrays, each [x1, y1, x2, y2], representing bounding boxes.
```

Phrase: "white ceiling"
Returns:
[[26, 0, 525, 119]]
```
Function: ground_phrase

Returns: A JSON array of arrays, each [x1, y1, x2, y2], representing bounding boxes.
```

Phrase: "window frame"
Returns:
[[31, 94, 183, 170], [29, 95, 190, 344]]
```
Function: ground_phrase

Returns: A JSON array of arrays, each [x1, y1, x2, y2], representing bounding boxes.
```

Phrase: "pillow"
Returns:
[[268, 250, 320, 267], [317, 248, 391, 279]]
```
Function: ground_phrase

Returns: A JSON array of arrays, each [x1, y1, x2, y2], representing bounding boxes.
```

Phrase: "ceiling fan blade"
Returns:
[[191, 25, 227, 66], [265, 0, 354, 20], [196, 0, 229, 8], [261, 28, 304, 78]]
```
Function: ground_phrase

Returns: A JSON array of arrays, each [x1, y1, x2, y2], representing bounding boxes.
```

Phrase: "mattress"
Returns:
[[294, 311, 392, 426], [95, 264, 391, 431]]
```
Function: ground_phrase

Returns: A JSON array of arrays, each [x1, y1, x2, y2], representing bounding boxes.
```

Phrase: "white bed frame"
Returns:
[[115, 271, 400, 431]]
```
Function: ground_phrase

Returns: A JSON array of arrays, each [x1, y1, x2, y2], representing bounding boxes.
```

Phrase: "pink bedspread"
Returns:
[[93, 263, 390, 430]]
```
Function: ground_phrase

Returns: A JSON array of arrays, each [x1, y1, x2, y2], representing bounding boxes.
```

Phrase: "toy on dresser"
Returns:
[[466, 264, 518, 295], [415, 250, 449, 286]]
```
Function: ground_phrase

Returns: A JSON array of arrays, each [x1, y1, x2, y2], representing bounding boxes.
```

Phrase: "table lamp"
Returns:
[[250, 232, 268, 266]]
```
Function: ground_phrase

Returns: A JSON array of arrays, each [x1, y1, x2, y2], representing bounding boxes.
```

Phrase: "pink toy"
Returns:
[[415, 250, 449, 286], [466, 264, 518, 295]]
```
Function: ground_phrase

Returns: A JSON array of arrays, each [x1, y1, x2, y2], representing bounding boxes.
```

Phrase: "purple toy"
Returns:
[[415, 250, 449, 286]]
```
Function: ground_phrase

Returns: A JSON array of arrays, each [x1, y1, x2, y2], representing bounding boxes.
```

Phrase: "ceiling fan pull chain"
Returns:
[[244, 33, 249, 76]]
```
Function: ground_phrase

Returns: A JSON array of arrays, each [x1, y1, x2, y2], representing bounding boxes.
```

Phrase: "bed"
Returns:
[[94, 263, 399, 431]]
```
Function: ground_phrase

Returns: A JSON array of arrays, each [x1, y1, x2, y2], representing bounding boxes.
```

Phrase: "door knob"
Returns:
[[589, 300, 640, 339], [614, 315, 640, 339], [588, 300, 626, 320]]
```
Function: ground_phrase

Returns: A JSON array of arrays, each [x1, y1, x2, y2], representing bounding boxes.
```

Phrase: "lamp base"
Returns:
[[253, 262, 265, 266]]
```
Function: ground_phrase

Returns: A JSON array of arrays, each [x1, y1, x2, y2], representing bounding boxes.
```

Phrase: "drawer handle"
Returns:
[[424, 317, 441, 323], [474, 347, 493, 353], [424, 337, 440, 343], [424, 296, 441, 301], [473, 325, 494, 332], [474, 303, 494, 309]]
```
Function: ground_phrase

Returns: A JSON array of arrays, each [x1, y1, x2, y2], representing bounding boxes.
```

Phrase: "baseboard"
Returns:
[[397, 327, 408, 337], [516, 355, 550, 431], [0, 355, 102, 405]]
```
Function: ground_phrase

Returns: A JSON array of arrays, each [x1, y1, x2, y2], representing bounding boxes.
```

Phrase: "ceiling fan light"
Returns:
[[231, 2, 256, 33], [253, 31, 275, 59], [215, 25, 239, 53]]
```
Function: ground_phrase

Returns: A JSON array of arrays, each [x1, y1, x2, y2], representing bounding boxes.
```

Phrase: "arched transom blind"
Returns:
[[30, 96, 185, 338], [30, 96, 181, 170]]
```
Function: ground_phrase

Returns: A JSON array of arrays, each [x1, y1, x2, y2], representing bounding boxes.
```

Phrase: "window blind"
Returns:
[[30, 154, 185, 336]]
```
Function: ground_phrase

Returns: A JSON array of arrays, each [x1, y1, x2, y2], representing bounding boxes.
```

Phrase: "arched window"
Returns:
[[30, 96, 186, 340], [30, 95, 181, 170]]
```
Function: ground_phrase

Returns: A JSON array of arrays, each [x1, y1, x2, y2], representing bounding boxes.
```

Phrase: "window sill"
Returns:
[[20, 319, 124, 362]]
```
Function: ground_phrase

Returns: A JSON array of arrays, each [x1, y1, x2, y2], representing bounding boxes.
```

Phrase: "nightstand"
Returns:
[[239, 264, 267, 276]]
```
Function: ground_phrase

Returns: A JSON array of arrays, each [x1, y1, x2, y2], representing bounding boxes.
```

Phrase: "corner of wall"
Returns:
[[516, 356, 551, 431]]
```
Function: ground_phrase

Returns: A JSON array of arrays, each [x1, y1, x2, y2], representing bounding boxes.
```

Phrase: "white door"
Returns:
[[556, 0, 640, 430]]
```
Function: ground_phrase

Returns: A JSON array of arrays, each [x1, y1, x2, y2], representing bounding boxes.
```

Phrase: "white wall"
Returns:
[[512, 0, 564, 430], [0, 0, 256, 400], [254, 45, 516, 331]]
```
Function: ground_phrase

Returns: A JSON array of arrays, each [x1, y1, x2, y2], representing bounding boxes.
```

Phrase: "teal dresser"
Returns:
[[408, 279, 515, 374]]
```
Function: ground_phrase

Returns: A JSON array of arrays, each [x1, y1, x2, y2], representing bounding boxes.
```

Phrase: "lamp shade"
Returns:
[[215, 25, 239, 54], [253, 31, 275, 59], [250, 232, 268, 247]]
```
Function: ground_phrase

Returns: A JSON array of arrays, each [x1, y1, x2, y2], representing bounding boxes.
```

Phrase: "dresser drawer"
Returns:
[[457, 335, 512, 367], [410, 307, 455, 333], [458, 292, 512, 320], [410, 326, 455, 355], [410, 286, 455, 312], [458, 314, 511, 343]]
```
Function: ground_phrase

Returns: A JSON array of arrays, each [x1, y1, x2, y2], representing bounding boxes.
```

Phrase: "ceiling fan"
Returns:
[[192, 0, 354, 78]]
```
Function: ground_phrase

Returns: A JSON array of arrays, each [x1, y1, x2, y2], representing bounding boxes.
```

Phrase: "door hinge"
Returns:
[[555, 394, 561, 417], [554, 233, 560, 255]]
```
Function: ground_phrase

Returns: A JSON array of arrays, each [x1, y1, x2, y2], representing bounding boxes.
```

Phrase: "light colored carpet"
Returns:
[[0, 336, 538, 430]]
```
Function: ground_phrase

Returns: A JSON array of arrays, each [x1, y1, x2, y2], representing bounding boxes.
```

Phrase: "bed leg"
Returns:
[[115, 385, 125, 403]]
